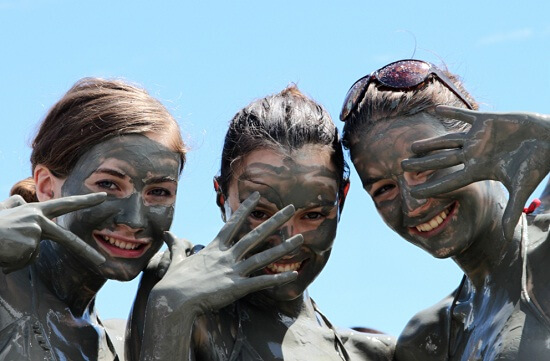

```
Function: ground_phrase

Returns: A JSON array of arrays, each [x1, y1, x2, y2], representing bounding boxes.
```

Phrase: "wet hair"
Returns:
[[342, 63, 479, 149], [219, 85, 348, 197], [11, 77, 186, 202]]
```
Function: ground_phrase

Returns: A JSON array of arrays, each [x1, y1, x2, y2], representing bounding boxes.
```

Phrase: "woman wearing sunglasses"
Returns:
[[340, 59, 550, 360]]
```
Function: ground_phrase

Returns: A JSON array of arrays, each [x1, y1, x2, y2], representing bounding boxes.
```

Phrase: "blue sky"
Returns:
[[1, 1, 549, 336]]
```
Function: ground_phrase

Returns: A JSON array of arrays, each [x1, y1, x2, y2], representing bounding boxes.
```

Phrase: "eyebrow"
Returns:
[[145, 176, 178, 185], [93, 168, 127, 179]]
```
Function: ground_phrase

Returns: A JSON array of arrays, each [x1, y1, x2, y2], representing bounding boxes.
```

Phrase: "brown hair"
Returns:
[[11, 77, 186, 202], [342, 64, 478, 148], [218, 85, 348, 198]]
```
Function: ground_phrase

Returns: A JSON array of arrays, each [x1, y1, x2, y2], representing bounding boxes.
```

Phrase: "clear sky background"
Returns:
[[1, 1, 549, 337]]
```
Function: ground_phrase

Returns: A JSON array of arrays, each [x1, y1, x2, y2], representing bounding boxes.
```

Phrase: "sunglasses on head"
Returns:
[[339, 59, 473, 122]]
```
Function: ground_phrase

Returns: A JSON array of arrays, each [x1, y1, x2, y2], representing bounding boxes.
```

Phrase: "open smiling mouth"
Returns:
[[410, 202, 457, 235], [264, 258, 309, 274], [93, 233, 150, 258]]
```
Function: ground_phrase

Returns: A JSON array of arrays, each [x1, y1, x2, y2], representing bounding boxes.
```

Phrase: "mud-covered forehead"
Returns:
[[238, 159, 338, 209], [234, 147, 339, 210], [63, 134, 180, 190], [350, 113, 449, 179]]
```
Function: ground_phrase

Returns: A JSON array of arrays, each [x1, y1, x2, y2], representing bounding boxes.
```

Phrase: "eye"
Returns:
[[373, 183, 395, 197], [148, 188, 172, 197], [302, 212, 325, 220], [95, 180, 120, 191], [250, 210, 269, 220]]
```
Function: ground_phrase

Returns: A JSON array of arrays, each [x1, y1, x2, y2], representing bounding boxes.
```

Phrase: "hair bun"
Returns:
[[10, 177, 38, 203]]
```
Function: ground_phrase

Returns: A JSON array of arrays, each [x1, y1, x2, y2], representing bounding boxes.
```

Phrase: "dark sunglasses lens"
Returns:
[[340, 76, 370, 121], [377, 60, 430, 88]]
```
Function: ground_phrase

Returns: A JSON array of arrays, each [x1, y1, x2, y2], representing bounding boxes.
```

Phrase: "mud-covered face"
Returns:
[[226, 145, 340, 301], [56, 135, 180, 280], [349, 113, 501, 258]]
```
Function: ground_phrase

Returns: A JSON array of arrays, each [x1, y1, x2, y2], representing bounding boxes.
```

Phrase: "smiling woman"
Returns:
[[0, 78, 186, 360], [127, 86, 395, 361], [183, 85, 394, 360], [341, 59, 550, 360]]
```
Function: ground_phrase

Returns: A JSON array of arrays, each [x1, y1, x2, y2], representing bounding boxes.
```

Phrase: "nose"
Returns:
[[267, 217, 298, 246], [398, 176, 428, 216], [114, 193, 148, 230]]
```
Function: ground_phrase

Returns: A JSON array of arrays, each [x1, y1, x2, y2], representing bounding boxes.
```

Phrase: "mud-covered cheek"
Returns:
[[304, 218, 337, 255], [147, 205, 175, 233], [59, 199, 120, 237], [376, 200, 402, 232]]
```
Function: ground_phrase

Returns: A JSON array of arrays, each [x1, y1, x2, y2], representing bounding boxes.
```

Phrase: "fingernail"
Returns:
[[288, 234, 304, 246], [281, 204, 295, 216], [91, 252, 106, 265]]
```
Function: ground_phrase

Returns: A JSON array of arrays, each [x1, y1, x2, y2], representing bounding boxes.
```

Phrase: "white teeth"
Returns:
[[101, 235, 140, 250], [266, 261, 302, 274], [415, 208, 451, 233]]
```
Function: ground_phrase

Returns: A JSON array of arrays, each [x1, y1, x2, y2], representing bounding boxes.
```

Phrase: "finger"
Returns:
[[217, 192, 261, 249], [237, 271, 299, 293], [38, 192, 107, 219], [409, 170, 474, 199], [410, 134, 465, 154], [39, 217, 106, 265], [163, 231, 186, 261], [2, 246, 39, 274], [402, 149, 464, 172], [157, 249, 172, 278], [145, 251, 164, 272], [232, 205, 295, 259], [237, 234, 303, 275], [435, 105, 476, 124], [0, 195, 27, 210]]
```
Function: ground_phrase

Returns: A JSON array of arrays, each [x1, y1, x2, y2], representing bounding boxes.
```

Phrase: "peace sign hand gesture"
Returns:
[[0, 193, 107, 273], [402, 106, 550, 241]]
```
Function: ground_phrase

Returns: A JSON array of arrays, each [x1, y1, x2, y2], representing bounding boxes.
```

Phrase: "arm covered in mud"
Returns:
[[130, 192, 303, 361], [402, 106, 550, 241], [339, 329, 396, 361], [393, 284, 463, 361], [0, 193, 106, 273]]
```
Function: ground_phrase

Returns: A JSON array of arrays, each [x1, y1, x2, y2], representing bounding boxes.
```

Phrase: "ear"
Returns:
[[213, 176, 227, 222], [338, 179, 351, 219], [34, 165, 62, 202]]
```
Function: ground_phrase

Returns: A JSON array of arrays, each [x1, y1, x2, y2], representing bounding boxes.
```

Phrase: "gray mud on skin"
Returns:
[[189, 147, 395, 361], [349, 109, 550, 360], [0, 135, 180, 360]]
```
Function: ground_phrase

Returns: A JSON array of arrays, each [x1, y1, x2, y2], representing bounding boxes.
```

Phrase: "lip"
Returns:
[[263, 255, 310, 275], [93, 231, 151, 258], [408, 201, 458, 237]]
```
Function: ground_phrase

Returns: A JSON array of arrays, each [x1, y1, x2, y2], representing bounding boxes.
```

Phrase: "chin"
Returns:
[[260, 283, 306, 302], [99, 264, 143, 281]]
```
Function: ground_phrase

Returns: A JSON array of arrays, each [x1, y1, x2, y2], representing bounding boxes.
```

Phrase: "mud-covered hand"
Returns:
[[138, 192, 303, 360], [402, 106, 550, 241], [0, 193, 107, 273]]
